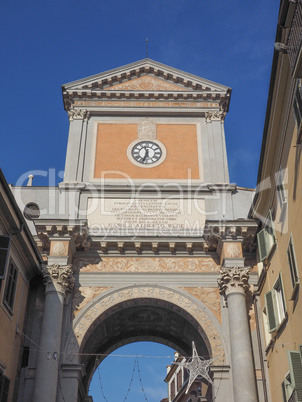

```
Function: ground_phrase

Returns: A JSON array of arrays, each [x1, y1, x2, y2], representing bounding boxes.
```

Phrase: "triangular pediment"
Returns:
[[63, 59, 230, 93], [62, 59, 231, 112], [106, 75, 189, 92]]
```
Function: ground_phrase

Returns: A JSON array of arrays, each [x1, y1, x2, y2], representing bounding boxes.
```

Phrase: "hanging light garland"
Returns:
[[97, 357, 148, 402], [95, 343, 219, 400], [97, 367, 109, 402]]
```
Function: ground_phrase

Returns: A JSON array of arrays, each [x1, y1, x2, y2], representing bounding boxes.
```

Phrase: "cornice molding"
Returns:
[[62, 59, 231, 113]]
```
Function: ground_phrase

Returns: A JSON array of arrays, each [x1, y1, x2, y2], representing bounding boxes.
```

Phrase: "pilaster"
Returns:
[[64, 109, 89, 183], [59, 364, 85, 402]]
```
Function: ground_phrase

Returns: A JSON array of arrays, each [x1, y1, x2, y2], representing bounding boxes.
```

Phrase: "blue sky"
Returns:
[[88, 342, 174, 402], [1, 1, 279, 400], [1, 0, 279, 189]]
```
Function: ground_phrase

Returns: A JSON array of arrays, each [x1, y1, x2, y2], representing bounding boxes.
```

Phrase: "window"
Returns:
[[3, 262, 18, 312], [184, 368, 189, 383], [257, 211, 275, 262], [170, 379, 175, 400], [0, 236, 10, 280], [264, 274, 287, 333], [276, 169, 287, 209], [177, 369, 182, 391], [293, 81, 302, 144], [277, 181, 287, 208], [287, 236, 300, 298], [262, 309, 272, 348], [0, 372, 10, 402], [282, 373, 292, 402], [281, 351, 302, 402]]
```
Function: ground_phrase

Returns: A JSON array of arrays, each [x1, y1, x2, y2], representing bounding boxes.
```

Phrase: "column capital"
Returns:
[[205, 110, 226, 123], [67, 109, 90, 122], [42, 263, 75, 296], [217, 266, 250, 298]]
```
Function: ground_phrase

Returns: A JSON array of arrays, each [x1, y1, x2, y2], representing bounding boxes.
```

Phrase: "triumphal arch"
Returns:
[[15, 59, 266, 401]]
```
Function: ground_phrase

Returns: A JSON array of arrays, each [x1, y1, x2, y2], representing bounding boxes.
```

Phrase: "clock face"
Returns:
[[131, 141, 162, 165]]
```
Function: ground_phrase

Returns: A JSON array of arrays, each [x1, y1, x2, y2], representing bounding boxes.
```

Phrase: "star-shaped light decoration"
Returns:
[[173, 341, 218, 394]]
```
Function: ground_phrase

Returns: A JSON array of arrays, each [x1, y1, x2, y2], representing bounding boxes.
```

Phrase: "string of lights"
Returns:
[[136, 357, 148, 402], [97, 357, 150, 402], [122, 357, 137, 401], [97, 366, 109, 402]]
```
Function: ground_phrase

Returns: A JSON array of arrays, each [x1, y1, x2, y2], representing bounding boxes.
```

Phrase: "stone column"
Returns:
[[217, 266, 258, 402], [33, 264, 74, 402]]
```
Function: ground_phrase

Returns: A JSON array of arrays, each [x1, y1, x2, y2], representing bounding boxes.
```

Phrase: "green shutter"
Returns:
[[257, 228, 274, 262], [279, 274, 287, 315], [265, 290, 277, 332], [288, 351, 302, 402], [281, 380, 286, 402], [281, 377, 294, 402], [287, 237, 299, 288]]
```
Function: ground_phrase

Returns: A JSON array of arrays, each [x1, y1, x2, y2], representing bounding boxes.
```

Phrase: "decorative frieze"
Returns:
[[182, 287, 221, 321], [73, 100, 220, 108], [73, 286, 111, 316], [217, 266, 250, 298], [73, 257, 219, 273], [42, 264, 75, 296], [108, 75, 187, 92]]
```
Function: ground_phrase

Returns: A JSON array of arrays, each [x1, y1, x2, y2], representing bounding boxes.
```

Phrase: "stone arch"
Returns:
[[64, 285, 227, 370]]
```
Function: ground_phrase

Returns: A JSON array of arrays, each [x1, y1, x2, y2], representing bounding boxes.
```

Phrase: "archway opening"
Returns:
[[78, 297, 213, 400], [88, 341, 175, 401]]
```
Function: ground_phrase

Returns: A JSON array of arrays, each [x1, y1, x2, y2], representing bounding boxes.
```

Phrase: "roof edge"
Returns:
[[62, 58, 231, 92]]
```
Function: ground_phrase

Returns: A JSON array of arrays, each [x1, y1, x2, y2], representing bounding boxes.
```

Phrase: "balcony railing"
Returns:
[[287, 0, 302, 77]]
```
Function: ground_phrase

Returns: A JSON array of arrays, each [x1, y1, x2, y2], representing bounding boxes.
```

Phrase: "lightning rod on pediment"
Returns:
[[146, 38, 148, 58]]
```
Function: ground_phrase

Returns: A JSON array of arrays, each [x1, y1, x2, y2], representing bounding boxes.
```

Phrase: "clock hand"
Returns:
[[142, 148, 149, 162]]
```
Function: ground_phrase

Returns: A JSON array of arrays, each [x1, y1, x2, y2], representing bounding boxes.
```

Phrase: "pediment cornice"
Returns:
[[62, 59, 231, 112]]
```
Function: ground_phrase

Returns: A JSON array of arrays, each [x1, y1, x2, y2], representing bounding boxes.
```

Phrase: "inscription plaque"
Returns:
[[87, 198, 206, 236]]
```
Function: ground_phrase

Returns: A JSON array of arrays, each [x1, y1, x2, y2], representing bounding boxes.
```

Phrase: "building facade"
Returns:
[[163, 352, 211, 402], [250, 1, 302, 401], [12, 59, 267, 401], [0, 169, 42, 401]]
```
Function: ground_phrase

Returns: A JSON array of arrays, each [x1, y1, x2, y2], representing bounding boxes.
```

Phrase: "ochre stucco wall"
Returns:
[[94, 123, 200, 180]]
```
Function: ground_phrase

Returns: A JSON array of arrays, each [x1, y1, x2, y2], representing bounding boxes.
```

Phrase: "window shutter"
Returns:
[[294, 84, 302, 143], [279, 274, 287, 315], [1, 377, 9, 402], [257, 228, 274, 261], [0, 236, 10, 279], [288, 351, 302, 402], [282, 377, 294, 402], [265, 290, 277, 332], [3, 263, 18, 312], [287, 237, 299, 289]]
